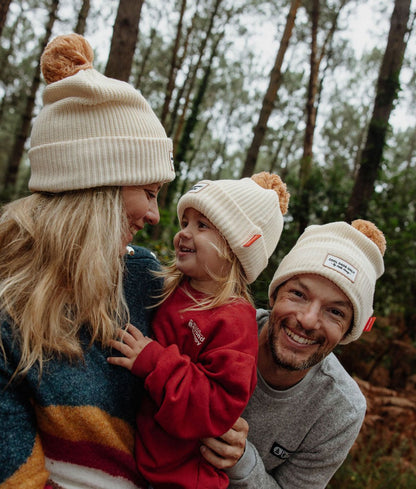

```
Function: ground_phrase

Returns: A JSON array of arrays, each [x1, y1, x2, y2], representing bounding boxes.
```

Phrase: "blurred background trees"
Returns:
[[1, 0, 415, 376]]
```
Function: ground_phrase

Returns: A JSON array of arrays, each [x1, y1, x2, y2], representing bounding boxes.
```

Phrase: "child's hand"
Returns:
[[107, 323, 153, 371]]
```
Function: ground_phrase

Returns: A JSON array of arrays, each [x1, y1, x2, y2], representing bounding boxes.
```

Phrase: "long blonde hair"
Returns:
[[158, 230, 253, 311], [0, 188, 128, 378]]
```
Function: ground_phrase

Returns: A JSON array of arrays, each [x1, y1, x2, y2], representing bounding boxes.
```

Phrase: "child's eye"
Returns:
[[198, 221, 209, 229], [146, 190, 157, 199], [180, 220, 188, 229]]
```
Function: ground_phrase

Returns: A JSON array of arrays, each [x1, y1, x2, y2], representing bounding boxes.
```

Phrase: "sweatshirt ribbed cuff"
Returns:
[[226, 440, 257, 481]]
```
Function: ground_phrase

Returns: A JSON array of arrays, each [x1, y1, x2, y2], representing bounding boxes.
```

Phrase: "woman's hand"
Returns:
[[200, 417, 249, 469], [107, 323, 152, 371]]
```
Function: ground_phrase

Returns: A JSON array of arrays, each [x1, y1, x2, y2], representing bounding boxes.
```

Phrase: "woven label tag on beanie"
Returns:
[[188, 183, 208, 193], [323, 254, 358, 282]]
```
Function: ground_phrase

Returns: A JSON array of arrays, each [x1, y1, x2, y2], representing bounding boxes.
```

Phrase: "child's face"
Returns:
[[173, 208, 231, 294]]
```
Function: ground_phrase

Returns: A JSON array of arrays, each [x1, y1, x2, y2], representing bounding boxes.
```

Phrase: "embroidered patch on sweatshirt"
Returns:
[[187, 319, 206, 345], [270, 442, 292, 460]]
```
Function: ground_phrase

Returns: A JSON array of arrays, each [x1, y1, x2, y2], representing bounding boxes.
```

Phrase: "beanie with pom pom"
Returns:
[[28, 33, 175, 192], [268, 220, 386, 344], [177, 172, 290, 284]]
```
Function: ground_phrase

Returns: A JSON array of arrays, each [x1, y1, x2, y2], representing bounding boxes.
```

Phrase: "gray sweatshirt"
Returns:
[[227, 309, 366, 489]]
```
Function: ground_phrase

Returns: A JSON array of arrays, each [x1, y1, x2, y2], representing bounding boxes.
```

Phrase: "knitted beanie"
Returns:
[[28, 33, 175, 192], [177, 172, 290, 284], [268, 220, 386, 344]]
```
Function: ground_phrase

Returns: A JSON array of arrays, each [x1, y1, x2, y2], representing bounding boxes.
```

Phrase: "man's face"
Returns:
[[267, 274, 353, 371]]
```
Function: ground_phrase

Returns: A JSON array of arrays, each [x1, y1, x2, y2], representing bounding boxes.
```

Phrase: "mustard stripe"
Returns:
[[2, 436, 49, 489], [35, 405, 135, 454]]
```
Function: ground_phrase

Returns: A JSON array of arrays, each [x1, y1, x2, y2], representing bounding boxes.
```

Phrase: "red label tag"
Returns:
[[243, 234, 262, 247], [364, 317, 376, 332]]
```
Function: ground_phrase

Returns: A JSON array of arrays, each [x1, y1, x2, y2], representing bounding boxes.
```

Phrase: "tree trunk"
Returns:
[[134, 25, 159, 90], [105, 0, 144, 82], [240, 0, 300, 178], [74, 0, 90, 35], [171, 0, 222, 155], [160, 0, 187, 128], [297, 0, 319, 233], [179, 116, 212, 196], [345, 0, 412, 221], [167, 16, 196, 137], [165, 32, 223, 207], [2, 0, 59, 200], [0, 5, 22, 119], [158, 0, 223, 212], [297, 0, 347, 233], [0, 0, 12, 38]]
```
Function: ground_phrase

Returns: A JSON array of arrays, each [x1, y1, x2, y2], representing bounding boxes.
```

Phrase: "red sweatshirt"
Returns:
[[132, 282, 258, 489]]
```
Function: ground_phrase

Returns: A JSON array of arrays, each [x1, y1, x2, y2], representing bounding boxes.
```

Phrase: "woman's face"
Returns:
[[121, 184, 162, 248]]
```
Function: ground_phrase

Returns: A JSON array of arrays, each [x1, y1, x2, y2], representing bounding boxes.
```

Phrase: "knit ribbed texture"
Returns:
[[0, 247, 158, 489], [268, 222, 385, 344], [29, 69, 174, 191], [177, 178, 284, 283]]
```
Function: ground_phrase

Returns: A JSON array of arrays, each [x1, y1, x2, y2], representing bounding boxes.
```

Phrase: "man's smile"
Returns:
[[283, 325, 318, 346]]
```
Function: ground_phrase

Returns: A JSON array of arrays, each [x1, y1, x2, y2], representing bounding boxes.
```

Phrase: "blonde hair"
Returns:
[[0, 188, 129, 378], [158, 228, 253, 311]]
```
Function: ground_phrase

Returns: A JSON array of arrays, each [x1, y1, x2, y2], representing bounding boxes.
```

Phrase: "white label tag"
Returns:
[[323, 254, 358, 282], [188, 183, 208, 193]]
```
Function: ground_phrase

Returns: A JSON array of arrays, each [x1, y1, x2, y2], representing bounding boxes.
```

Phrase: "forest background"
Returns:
[[1, 0, 416, 487]]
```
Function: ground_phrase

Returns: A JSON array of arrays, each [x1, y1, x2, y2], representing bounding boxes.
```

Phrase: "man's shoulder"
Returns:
[[256, 308, 269, 330], [317, 353, 366, 412]]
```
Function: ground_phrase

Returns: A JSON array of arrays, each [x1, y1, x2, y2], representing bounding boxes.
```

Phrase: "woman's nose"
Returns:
[[145, 200, 160, 225]]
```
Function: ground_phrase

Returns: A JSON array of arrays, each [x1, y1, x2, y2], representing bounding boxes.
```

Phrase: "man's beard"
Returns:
[[267, 316, 330, 371]]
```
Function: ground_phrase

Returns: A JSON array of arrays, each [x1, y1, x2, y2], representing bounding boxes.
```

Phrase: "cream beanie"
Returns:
[[268, 220, 386, 344], [177, 172, 290, 284], [28, 33, 175, 192]]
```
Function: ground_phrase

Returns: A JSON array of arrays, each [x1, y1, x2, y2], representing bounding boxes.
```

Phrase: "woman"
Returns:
[[0, 33, 174, 489]]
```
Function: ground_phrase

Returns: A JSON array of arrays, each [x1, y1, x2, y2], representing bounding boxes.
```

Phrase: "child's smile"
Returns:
[[174, 208, 231, 294]]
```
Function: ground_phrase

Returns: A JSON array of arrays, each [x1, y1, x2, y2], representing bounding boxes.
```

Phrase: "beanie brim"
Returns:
[[29, 136, 174, 191]]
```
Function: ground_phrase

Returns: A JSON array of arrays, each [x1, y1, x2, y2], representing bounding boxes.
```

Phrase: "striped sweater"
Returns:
[[0, 246, 161, 489]]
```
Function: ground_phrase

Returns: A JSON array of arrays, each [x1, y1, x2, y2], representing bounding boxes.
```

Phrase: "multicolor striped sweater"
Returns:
[[0, 246, 161, 489]]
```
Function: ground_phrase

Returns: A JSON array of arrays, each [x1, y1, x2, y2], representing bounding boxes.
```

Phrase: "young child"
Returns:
[[108, 172, 290, 489]]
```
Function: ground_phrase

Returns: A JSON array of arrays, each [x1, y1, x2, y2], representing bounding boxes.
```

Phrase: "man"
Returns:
[[201, 219, 386, 489]]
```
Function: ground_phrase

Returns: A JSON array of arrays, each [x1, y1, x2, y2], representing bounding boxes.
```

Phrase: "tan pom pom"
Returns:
[[41, 33, 94, 84], [352, 219, 386, 256], [251, 171, 290, 215]]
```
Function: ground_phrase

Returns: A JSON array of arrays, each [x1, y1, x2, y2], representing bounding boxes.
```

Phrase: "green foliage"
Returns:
[[1, 0, 415, 350]]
